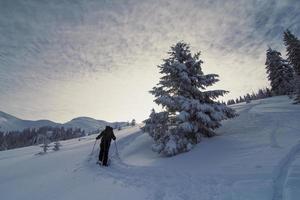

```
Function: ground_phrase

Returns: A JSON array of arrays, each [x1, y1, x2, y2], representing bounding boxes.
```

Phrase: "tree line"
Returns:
[[0, 126, 85, 151], [226, 88, 273, 105], [227, 29, 300, 105]]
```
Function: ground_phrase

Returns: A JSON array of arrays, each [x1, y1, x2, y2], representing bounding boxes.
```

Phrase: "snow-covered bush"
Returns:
[[143, 42, 236, 156]]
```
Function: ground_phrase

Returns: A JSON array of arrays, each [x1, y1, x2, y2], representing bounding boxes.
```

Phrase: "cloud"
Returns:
[[0, 0, 300, 122]]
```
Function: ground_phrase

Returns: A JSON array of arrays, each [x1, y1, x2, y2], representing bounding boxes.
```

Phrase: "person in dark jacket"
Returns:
[[96, 126, 116, 166]]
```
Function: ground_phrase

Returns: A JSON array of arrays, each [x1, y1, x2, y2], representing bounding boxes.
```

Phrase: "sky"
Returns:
[[0, 0, 300, 123]]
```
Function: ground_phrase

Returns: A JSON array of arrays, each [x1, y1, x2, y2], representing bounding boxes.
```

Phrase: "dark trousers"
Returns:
[[99, 141, 110, 166]]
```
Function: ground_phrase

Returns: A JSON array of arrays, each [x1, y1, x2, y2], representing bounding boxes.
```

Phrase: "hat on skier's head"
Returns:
[[105, 126, 113, 130]]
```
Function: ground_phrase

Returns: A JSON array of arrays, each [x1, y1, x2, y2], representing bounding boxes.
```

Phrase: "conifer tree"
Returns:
[[239, 96, 243, 103], [284, 30, 300, 103], [265, 48, 294, 95], [144, 42, 236, 156], [130, 119, 136, 126], [227, 99, 235, 105], [143, 109, 169, 148], [53, 141, 62, 151], [40, 139, 50, 154], [245, 94, 251, 103]]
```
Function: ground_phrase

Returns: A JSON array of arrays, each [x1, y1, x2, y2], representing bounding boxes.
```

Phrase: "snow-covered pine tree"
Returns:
[[0, 132, 8, 151], [144, 42, 236, 156], [142, 109, 169, 152], [40, 142, 50, 153], [131, 119, 136, 126], [265, 87, 273, 97], [227, 99, 235, 105], [239, 96, 244, 103], [265, 48, 294, 96], [245, 93, 251, 103], [257, 89, 264, 99], [284, 30, 300, 103], [53, 141, 62, 151], [39, 136, 50, 154]]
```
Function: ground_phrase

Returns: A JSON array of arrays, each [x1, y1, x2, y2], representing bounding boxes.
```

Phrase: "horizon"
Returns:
[[0, 109, 129, 124], [1, 0, 300, 123]]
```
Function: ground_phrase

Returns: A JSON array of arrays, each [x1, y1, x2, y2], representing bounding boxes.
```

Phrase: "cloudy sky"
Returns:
[[0, 0, 300, 123]]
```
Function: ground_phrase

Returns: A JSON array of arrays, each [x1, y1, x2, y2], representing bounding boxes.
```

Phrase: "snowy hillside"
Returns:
[[0, 111, 59, 132], [0, 111, 126, 133], [64, 117, 127, 133], [1, 96, 300, 200]]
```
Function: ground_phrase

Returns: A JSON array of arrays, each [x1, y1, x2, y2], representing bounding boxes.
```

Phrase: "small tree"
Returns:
[[244, 93, 251, 104], [53, 141, 62, 151], [130, 119, 136, 126], [40, 136, 50, 154], [40, 143, 50, 153]]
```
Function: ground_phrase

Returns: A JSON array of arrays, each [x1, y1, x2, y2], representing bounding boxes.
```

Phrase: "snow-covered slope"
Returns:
[[0, 111, 126, 133], [1, 96, 300, 200], [64, 117, 127, 133]]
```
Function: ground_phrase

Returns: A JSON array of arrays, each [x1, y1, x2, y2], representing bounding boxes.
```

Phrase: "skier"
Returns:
[[96, 126, 116, 166]]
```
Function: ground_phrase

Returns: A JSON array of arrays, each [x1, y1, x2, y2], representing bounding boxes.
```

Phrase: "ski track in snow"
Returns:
[[247, 99, 300, 200], [95, 161, 227, 200], [81, 129, 229, 200], [272, 141, 300, 200], [270, 120, 281, 149]]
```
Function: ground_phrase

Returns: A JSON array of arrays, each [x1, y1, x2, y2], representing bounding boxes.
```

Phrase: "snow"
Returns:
[[1, 96, 300, 200], [121, 133, 158, 166], [0, 116, 7, 123]]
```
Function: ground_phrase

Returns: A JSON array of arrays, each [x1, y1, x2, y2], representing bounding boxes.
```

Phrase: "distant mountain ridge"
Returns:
[[0, 111, 127, 133]]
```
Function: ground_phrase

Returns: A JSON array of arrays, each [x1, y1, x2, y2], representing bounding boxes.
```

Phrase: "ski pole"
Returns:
[[91, 139, 97, 155]]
